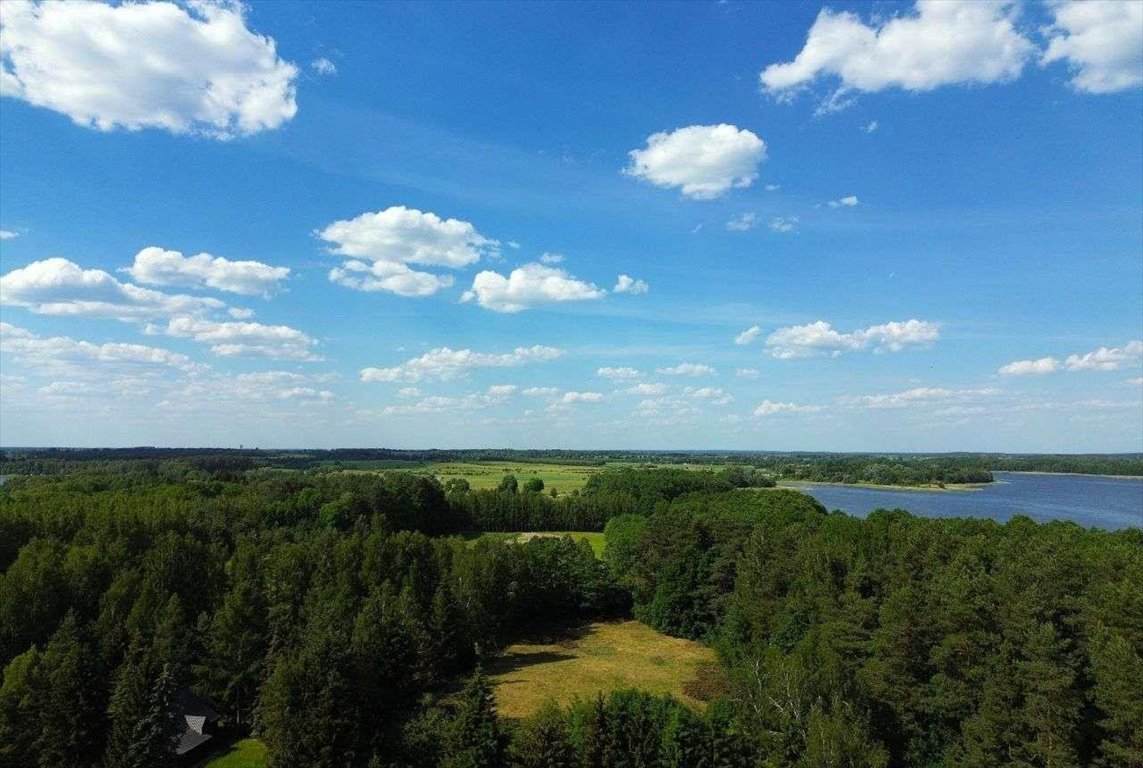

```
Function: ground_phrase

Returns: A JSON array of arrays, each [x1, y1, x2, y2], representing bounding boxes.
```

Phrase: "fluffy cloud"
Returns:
[[1, 257, 224, 320], [328, 259, 453, 298], [613, 274, 649, 295], [1042, 1, 1143, 93], [769, 216, 798, 233], [842, 386, 1002, 409], [0, 0, 298, 138], [597, 366, 642, 380], [736, 367, 760, 379], [361, 345, 562, 383], [319, 206, 494, 268], [726, 213, 757, 232], [761, 1, 1033, 99], [462, 263, 605, 312], [685, 386, 733, 405], [1, 321, 199, 373], [162, 317, 320, 361], [656, 363, 716, 376], [619, 382, 666, 396], [753, 399, 823, 416], [625, 124, 767, 200], [766, 319, 939, 359], [1065, 341, 1143, 371], [998, 356, 1062, 375], [311, 57, 337, 76], [126, 247, 289, 296], [828, 195, 859, 207], [486, 384, 518, 397], [318, 206, 496, 297], [560, 391, 603, 404], [539, 253, 564, 265], [0, 230, 18, 240], [735, 325, 761, 346], [522, 386, 560, 396]]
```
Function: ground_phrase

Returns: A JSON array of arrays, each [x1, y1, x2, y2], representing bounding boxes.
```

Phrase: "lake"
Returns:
[[787, 472, 1143, 531]]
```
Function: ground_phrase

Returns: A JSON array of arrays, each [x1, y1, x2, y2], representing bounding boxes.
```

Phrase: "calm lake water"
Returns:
[[788, 472, 1143, 531]]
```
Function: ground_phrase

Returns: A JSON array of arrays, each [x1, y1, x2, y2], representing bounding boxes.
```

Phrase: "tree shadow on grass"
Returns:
[[485, 649, 576, 677]]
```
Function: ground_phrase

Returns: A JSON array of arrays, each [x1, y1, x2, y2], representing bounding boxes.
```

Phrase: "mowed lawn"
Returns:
[[486, 620, 718, 720], [472, 531, 606, 557], [197, 738, 267, 768]]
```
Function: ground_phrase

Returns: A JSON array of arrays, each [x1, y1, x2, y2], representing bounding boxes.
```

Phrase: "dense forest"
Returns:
[[1, 457, 1141, 767]]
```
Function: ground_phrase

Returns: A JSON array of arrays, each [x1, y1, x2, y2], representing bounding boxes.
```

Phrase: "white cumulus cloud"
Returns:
[[736, 367, 761, 379], [597, 366, 642, 380], [769, 216, 798, 233], [828, 195, 859, 207], [1, 257, 225, 321], [1042, 0, 1143, 94], [753, 400, 823, 416], [0, 0, 298, 138], [318, 206, 496, 297], [656, 362, 716, 376], [126, 246, 289, 296], [625, 124, 766, 200], [998, 356, 1062, 375], [760, 1, 1034, 100], [328, 259, 453, 298], [1, 321, 200, 373], [726, 213, 757, 231], [462, 263, 605, 313], [613, 274, 649, 295], [686, 386, 733, 405], [766, 319, 939, 359], [311, 57, 337, 76], [0, 230, 18, 240], [1065, 341, 1143, 371], [162, 316, 319, 361], [361, 345, 562, 383], [561, 391, 603, 404], [619, 382, 666, 396], [841, 386, 1002, 409], [735, 325, 761, 346]]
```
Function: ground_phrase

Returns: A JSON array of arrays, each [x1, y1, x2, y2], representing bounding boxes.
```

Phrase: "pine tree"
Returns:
[[1015, 622, 1080, 767], [30, 612, 104, 768], [444, 670, 506, 768], [129, 664, 179, 768], [0, 649, 40, 768], [510, 701, 575, 768], [104, 646, 151, 768]]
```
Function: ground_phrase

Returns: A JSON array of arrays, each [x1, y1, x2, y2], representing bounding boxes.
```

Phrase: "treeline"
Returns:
[[758, 456, 995, 486], [603, 490, 1143, 767], [6, 448, 1141, 480]]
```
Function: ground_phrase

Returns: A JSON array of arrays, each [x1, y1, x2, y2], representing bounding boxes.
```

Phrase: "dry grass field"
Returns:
[[485, 620, 719, 720]]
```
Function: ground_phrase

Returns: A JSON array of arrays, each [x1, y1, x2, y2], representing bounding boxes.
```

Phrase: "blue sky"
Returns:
[[1, 0, 1141, 450]]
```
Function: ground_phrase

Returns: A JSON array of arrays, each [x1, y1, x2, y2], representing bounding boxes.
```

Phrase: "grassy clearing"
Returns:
[[197, 739, 267, 768], [470, 531, 606, 557], [486, 620, 718, 720], [421, 460, 611, 493]]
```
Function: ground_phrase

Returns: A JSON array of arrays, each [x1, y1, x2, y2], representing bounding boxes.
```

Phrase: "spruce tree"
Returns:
[[444, 670, 506, 768]]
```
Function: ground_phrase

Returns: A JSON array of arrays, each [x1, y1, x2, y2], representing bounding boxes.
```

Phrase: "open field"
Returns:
[[418, 460, 612, 492], [197, 739, 267, 768], [486, 620, 718, 720], [470, 530, 606, 557]]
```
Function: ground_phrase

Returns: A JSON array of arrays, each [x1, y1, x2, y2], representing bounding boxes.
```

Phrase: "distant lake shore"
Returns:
[[789, 471, 1143, 531]]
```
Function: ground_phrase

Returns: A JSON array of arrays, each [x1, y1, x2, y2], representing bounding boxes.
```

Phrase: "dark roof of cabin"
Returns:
[[174, 729, 213, 756], [174, 688, 219, 721]]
